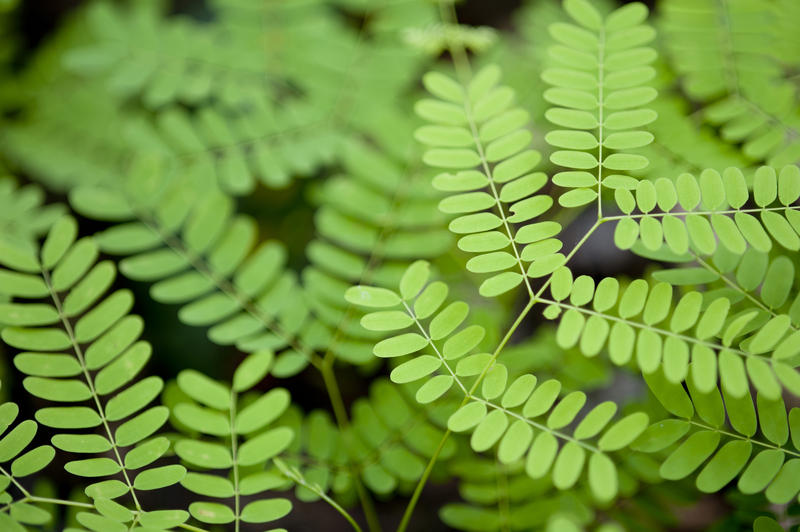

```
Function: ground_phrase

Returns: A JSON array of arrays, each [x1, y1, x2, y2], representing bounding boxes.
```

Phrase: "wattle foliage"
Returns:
[[1, 0, 800, 530]]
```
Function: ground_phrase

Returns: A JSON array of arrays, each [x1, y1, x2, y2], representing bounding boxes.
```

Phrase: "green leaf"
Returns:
[[233, 350, 273, 392], [10, 444, 53, 477], [240, 499, 292, 523], [237, 427, 293, 466], [552, 441, 585, 489], [23, 377, 91, 402], [74, 290, 134, 343], [391, 356, 441, 384], [173, 404, 229, 436], [123, 437, 169, 469], [236, 388, 290, 435], [754, 166, 778, 207], [547, 391, 586, 429], [574, 401, 617, 440], [0, 270, 48, 298], [63, 261, 116, 317], [598, 412, 648, 451], [52, 434, 110, 454], [501, 374, 537, 409], [470, 409, 508, 452], [479, 272, 524, 297], [41, 216, 78, 270], [415, 375, 454, 404], [696, 440, 751, 493], [76, 511, 127, 532], [779, 165, 800, 205], [526, 432, 558, 478], [429, 302, 469, 340], [0, 304, 58, 327], [738, 449, 784, 494], [523, 379, 562, 418], [94, 342, 150, 395], [65, 457, 121, 477], [182, 472, 235, 498], [14, 353, 81, 378], [660, 430, 720, 480], [413, 281, 448, 320], [423, 72, 464, 103], [133, 464, 186, 490], [588, 452, 618, 501], [177, 370, 230, 410], [139, 510, 189, 529], [344, 286, 401, 308], [189, 502, 235, 524], [373, 333, 428, 358], [754, 517, 786, 532], [93, 497, 133, 523], [85, 315, 144, 370], [3, 328, 71, 351], [448, 402, 487, 432], [695, 297, 730, 340], [105, 376, 163, 422], [765, 459, 800, 503], [175, 440, 232, 469], [114, 406, 169, 447], [399, 261, 430, 300], [631, 419, 691, 452], [0, 238, 39, 273], [735, 213, 772, 253], [36, 407, 101, 429]]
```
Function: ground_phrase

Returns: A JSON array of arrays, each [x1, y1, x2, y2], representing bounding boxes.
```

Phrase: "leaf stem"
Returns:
[[320, 358, 382, 532], [395, 428, 451, 532], [0, 466, 30, 498], [275, 458, 364, 532], [42, 269, 143, 512], [229, 390, 241, 532]]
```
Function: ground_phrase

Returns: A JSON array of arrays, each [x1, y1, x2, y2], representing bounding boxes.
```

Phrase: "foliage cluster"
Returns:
[[1, 0, 800, 530]]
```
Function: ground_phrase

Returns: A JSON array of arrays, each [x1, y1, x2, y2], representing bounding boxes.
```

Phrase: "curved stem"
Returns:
[[320, 359, 382, 532], [395, 428, 451, 532], [395, 218, 602, 530], [275, 459, 364, 532]]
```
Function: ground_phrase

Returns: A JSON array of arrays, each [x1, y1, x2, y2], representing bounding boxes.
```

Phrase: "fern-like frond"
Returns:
[[64, 1, 297, 108], [543, 0, 657, 214], [651, 245, 800, 336], [0, 177, 63, 246], [609, 165, 800, 257], [2, 74, 335, 196], [280, 378, 457, 500], [348, 260, 650, 502], [545, 264, 800, 399], [439, 452, 660, 532], [416, 63, 560, 298], [303, 137, 451, 365], [0, 216, 188, 526], [440, 456, 595, 532], [637, 369, 800, 504], [0, 380, 58, 531], [170, 352, 294, 528], [71, 168, 317, 378], [661, 0, 800, 166]]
